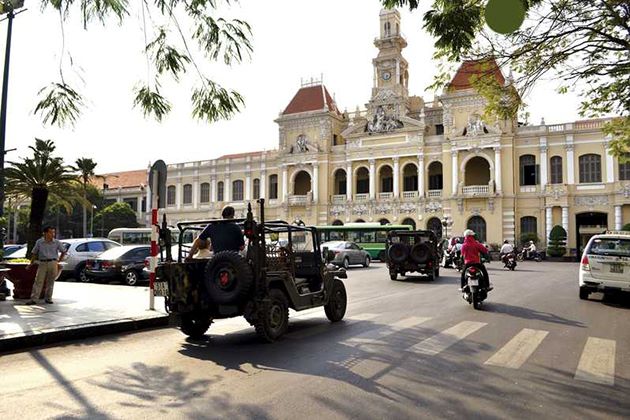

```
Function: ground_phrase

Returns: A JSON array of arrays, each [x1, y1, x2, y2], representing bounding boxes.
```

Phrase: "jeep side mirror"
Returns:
[[322, 247, 335, 263]]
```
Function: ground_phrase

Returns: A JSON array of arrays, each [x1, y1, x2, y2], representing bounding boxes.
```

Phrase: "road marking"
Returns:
[[288, 313, 378, 340], [349, 359, 391, 379], [575, 337, 616, 386], [484, 328, 548, 369], [408, 321, 487, 356], [343, 316, 431, 345]]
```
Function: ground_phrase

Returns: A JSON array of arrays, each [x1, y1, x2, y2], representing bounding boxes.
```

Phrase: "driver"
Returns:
[[500, 239, 514, 263], [525, 240, 537, 259], [187, 206, 244, 260], [460, 229, 490, 291]]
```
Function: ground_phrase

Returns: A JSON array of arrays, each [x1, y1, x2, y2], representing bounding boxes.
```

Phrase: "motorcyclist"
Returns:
[[500, 240, 514, 264], [460, 229, 491, 290], [525, 240, 537, 259]]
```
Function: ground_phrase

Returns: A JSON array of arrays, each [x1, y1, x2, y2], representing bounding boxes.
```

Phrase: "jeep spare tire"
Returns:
[[204, 251, 254, 305], [410, 243, 432, 264], [388, 243, 409, 264]]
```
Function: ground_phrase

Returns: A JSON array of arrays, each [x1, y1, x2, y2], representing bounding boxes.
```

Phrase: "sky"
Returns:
[[2, 0, 585, 174]]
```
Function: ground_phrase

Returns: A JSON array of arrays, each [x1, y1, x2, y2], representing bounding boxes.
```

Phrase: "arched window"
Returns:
[[550, 156, 563, 184], [333, 169, 347, 195], [167, 186, 176, 206], [520, 216, 537, 235], [402, 218, 416, 230], [200, 182, 210, 203], [620, 154, 630, 181], [428, 162, 443, 190], [427, 217, 442, 238], [356, 167, 369, 194], [467, 216, 487, 243], [332, 220, 344, 226], [217, 181, 224, 202], [293, 171, 311, 195], [579, 154, 602, 183], [379, 218, 390, 225], [269, 175, 278, 199], [403, 164, 418, 192], [379, 165, 393, 193], [232, 180, 244, 201], [355, 219, 365, 223], [253, 178, 260, 199], [183, 184, 192, 205], [519, 155, 538, 186]]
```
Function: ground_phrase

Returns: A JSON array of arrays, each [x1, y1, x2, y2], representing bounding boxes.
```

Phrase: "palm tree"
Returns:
[[71, 158, 98, 237], [5, 139, 84, 254]]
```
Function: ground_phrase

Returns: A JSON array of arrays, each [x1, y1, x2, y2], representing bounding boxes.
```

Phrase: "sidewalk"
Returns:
[[0, 281, 169, 353]]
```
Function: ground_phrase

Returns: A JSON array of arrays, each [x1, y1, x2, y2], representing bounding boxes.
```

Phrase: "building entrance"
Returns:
[[575, 212, 608, 259]]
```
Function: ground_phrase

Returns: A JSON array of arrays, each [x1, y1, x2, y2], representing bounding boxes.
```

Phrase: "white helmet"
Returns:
[[463, 229, 475, 237]]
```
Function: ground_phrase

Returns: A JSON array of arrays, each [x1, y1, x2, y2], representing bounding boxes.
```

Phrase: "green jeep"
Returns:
[[154, 199, 348, 342]]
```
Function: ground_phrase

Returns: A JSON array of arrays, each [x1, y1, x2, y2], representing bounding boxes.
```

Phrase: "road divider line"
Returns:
[[484, 328, 548, 369], [408, 321, 487, 356], [574, 337, 616, 386]]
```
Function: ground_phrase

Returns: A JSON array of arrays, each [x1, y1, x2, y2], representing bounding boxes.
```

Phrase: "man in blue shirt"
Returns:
[[26, 226, 67, 305], [187, 206, 244, 260]]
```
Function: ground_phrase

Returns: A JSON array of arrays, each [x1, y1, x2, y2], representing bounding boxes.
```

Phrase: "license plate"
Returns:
[[468, 279, 479, 286], [610, 263, 623, 274], [154, 281, 169, 297]]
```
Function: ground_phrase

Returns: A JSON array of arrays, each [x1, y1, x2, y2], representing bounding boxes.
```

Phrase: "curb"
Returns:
[[0, 315, 169, 353]]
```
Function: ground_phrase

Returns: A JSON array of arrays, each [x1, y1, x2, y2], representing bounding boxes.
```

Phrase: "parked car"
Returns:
[[321, 241, 371, 269], [85, 245, 151, 286], [579, 231, 630, 301], [3, 244, 25, 257], [3, 238, 121, 282]]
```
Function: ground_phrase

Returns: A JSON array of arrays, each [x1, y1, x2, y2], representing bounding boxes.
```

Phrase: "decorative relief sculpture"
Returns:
[[352, 204, 369, 216], [425, 201, 442, 213], [330, 205, 345, 217], [622, 184, 630, 199], [289, 134, 319, 154], [574, 195, 609, 206], [375, 203, 392, 215], [465, 114, 487, 137], [400, 202, 416, 214], [366, 105, 404, 133]]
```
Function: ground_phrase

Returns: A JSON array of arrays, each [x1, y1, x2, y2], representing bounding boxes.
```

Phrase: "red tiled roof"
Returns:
[[448, 59, 505, 91], [91, 169, 147, 189], [282, 84, 340, 116], [218, 151, 265, 160]]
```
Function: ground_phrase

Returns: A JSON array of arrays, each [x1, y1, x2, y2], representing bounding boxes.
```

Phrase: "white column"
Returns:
[[562, 206, 569, 236], [192, 179, 199, 209], [210, 177, 217, 202], [566, 136, 575, 184], [312, 164, 319, 203], [136, 194, 143, 219], [260, 171, 266, 199], [369, 159, 376, 200], [451, 151, 459, 195], [225, 178, 231, 202], [418, 155, 425, 197], [245, 173, 252, 200], [540, 140, 548, 189], [494, 147, 502, 192], [605, 138, 615, 183], [393, 157, 400, 198], [346, 163, 353, 200], [545, 207, 553, 243], [615, 205, 623, 230], [176, 182, 182, 210], [282, 166, 288, 202]]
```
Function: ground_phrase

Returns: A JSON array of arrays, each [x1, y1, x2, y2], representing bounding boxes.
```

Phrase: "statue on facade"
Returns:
[[466, 114, 487, 137], [289, 134, 319, 154], [366, 105, 404, 133]]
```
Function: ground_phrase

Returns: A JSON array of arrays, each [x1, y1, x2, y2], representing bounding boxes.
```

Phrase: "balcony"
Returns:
[[402, 191, 418, 200], [378, 192, 394, 200], [462, 185, 490, 196], [331, 195, 346, 204], [354, 193, 369, 202], [288, 195, 310, 206], [427, 190, 442, 198]]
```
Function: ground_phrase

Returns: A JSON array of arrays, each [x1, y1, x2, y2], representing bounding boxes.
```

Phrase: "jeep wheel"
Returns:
[[362, 256, 371, 268], [342, 257, 350, 269], [410, 243, 431, 264], [255, 289, 289, 342], [325, 279, 347, 322], [389, 272, 397, 281], [205, 251, 254, 305], [180, 313, 211, 339], [388, 243, 408, 264]]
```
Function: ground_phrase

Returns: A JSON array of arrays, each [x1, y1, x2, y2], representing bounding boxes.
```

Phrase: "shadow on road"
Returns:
[[483, 302, 585, 327]]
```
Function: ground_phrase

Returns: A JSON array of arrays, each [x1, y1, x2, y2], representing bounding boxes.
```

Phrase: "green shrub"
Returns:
[[520, 232, 540, 246], [547, 225, 567, 257], [622, 223, 630, 232]]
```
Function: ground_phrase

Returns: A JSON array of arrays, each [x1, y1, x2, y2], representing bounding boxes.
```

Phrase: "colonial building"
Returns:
[[101, 9, 630, 256]]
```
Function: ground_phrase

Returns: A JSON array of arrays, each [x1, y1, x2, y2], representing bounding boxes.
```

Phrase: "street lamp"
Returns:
[[441, 216, 453, 239]]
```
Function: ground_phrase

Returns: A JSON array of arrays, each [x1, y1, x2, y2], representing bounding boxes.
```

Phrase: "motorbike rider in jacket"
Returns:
[[500, 240, 514, 265], [460, 229, 491, 290]]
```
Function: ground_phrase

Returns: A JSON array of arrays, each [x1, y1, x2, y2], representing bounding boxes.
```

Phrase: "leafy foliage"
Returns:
[[519, 231, 539, 246], [381, 0, 630, 155], [36, 0, 252, 126], [547, 225, 567, 257], [93, 202, 139, 236], [622, 223, 630, 232]]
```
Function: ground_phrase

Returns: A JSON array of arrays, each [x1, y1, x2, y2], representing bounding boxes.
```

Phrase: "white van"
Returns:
[[579, 231, 630, 300]]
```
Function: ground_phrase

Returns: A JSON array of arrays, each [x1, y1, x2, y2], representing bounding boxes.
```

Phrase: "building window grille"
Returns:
[[167, 186, 176, 206], [519, 155, 539, 186], [619, 154, 630, 181], [253, 178, 260, 199], [520, 216, 537, 236], [550, 156, 563, 184], [467, 216, 487, 243], [217, 182, 224, 202], [232, 180, 244, 201], [200, 183, 210, 203], [269, 175, 278, 199], [183, 184, 192, 205], [579, 154, 602, 183]]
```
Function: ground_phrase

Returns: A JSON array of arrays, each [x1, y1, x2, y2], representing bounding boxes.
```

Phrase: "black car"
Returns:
[[85, 245, 151, 286], [386, 230, 440, 280]]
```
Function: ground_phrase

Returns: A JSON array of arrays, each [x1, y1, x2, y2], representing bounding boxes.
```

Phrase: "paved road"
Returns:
[[1, 261, 629, 419]]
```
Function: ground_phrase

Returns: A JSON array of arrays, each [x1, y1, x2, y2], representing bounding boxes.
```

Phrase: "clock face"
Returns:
[[382, 71, 391, 81]]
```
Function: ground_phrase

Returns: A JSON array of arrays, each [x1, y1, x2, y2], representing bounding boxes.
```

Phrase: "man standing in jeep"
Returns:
[[187, 206, 244, 260]]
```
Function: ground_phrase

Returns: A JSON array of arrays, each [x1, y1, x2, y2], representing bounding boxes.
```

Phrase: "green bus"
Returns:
[[316, 223, 413, 260]]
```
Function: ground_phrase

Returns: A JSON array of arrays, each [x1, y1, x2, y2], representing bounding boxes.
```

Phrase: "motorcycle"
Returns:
[[442, 247, 454, 268], [501, 252, 517, 270], [517, 249, 542, 262], [454, 250, 464, 272], [462, 264, 490, 310]]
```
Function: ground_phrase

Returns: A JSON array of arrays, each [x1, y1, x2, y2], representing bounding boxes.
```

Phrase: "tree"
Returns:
[[622, 223, 630, 231], [547, 225, 567, 257], [4, 139, 84, 254], [93, 202, 139, 236], [34, 0, 252, 127], [382, 0, 630, 157], [71, 158, 98, 237]]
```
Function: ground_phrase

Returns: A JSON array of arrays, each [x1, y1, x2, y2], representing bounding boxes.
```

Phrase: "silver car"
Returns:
[[322, 241, 371, 269]]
